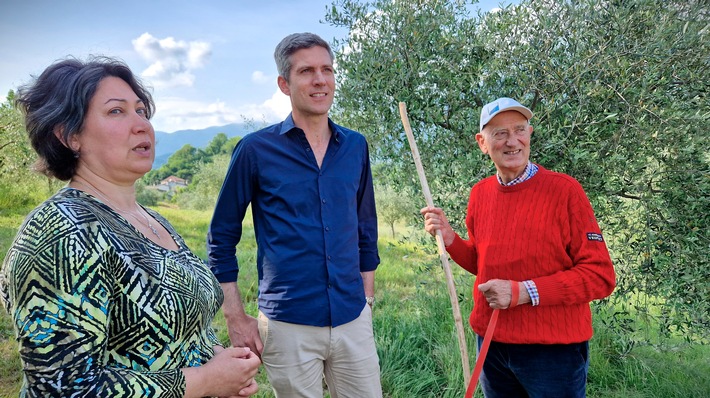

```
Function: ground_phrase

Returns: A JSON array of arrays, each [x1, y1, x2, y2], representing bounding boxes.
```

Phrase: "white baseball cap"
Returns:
[[479, 97, 533, 131]]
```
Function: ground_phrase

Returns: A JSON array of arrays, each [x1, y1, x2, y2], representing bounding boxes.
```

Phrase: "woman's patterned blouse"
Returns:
[[0, 188, 224, 397]]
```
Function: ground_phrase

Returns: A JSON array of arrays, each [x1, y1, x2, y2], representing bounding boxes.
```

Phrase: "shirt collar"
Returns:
[[278, 113, 297, 135], [278, 113, 342, 143], [497, 161, 538, 186]]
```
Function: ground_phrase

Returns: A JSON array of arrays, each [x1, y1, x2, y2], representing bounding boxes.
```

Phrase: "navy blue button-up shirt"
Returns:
[[207, 114, 380, 327]]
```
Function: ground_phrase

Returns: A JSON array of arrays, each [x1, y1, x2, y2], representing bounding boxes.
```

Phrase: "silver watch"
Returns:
[[366, 296, 375, 307]]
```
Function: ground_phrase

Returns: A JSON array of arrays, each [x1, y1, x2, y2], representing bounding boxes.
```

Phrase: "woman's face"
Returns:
[[70, 76, 155, 185]]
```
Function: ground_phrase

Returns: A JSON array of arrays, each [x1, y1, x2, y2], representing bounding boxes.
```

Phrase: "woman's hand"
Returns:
[[182, 346, 261, 397]]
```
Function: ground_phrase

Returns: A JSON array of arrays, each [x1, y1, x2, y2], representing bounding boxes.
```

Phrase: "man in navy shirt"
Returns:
[[208, 32, 382, 397]]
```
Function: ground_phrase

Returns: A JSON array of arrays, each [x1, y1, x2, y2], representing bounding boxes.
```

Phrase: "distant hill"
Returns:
[[153, 123, 251, 168]]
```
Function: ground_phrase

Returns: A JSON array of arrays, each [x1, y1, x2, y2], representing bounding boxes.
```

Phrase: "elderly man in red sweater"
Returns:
[[421, 97, 616, 398]]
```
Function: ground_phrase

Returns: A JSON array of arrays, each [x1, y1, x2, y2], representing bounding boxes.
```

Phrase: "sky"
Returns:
[[1, 0, 510, 133]]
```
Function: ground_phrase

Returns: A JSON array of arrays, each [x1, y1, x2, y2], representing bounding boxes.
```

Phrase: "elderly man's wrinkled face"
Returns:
[[476, 110, 533, 183]]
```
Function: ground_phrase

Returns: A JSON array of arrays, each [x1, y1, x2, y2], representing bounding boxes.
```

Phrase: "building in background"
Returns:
[[157, 176, 188, 193]]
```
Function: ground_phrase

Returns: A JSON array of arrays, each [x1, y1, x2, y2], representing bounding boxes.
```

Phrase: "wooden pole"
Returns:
[[398, 102, 471, 386]]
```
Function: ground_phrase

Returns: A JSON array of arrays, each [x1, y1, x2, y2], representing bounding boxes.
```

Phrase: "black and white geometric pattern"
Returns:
[[1, 188, 223, 397]]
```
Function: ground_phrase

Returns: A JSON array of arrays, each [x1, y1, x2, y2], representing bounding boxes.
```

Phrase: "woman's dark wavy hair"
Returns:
[[15, 56, 154, 181]]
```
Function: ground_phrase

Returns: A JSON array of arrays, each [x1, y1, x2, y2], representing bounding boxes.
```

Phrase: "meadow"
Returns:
[[0, 205, 708, 397]]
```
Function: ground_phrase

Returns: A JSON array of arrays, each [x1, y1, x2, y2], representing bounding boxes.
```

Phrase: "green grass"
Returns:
[[1, 203, 708, 397]]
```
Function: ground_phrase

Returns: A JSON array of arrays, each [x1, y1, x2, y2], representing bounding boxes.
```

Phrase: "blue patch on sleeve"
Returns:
[[587, 232, 604, 242]]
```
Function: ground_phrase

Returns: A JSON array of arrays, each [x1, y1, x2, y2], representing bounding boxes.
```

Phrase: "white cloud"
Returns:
[[150, 97, 236, 132], [251, 70, 272, 84], [132, 33, 211, 88], [150, 89, 291, 133], [246, 88, 291, 121]]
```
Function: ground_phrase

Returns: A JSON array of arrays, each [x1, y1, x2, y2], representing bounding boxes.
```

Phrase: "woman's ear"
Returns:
[[54, 126, 79, 152]]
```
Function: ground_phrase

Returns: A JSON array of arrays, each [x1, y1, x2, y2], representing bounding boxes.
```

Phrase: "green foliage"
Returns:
[[145, 143, 203, 183], [145, 133, 240, 184], [478, 0, 710, 344], [0, 88, 60, 394], [135, 179, 162, 206], [374, 182, 418, 238], [589, 304, 710, 397], [2, 205, 709, 396], [328, 0, 489, 226], [203, 132, 228, 156], [0, 312, 22, 398], [328, 0, 709, 343], [164, 133, 240, 211], [0, 93, 63, 213], [0, 91, 33, 181], [173, 154, 231, 211]]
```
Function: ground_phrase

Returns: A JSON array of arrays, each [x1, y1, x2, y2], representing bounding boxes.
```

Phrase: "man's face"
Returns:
[[277, 46, 335, 119], [475, 110, 533, 182]]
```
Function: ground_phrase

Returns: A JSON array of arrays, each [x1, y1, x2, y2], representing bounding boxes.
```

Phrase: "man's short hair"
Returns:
[[274, 32, 334, 82]]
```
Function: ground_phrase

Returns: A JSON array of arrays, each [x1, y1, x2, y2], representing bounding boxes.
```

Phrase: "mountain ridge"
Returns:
[[153, 123, 251, 168]]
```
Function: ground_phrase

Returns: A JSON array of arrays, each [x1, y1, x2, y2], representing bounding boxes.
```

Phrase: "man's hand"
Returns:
[[221, 282, 264, 357], [478, 279, 530, 309], [225, 314, 263, 357], [420, 206, 456, 247]]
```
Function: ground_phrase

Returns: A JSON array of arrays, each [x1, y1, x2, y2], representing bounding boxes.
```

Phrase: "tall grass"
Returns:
[[1, 204, 708, 397]]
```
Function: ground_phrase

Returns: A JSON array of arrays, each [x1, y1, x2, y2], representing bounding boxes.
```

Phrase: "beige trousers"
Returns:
[[257, 304, 383, 398]]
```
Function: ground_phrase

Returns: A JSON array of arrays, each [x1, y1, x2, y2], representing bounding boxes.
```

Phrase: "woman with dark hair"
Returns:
[[0, 56, 260, 397]]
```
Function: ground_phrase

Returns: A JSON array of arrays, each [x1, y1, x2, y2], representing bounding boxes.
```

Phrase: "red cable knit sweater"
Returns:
[[446, 165, 616, 344]]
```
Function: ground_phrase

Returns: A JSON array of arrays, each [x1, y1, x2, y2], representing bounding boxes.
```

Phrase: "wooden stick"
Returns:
[[398, 102, 471, 386]]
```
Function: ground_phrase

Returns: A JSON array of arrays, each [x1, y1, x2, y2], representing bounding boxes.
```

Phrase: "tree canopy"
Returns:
[[0, 91, 62, 209], [0, 91, 33, 181], [145, 133, 240, 183], [327, 0, 709, 343]]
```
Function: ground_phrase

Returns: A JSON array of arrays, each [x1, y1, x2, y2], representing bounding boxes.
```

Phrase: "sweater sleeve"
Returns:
[[445, 188, 479, 275], [3, 205, 186, 397], [532, 179, 616, 306], [445, 233, 478, 274]]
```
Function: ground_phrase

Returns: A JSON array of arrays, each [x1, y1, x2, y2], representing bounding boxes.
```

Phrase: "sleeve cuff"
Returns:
[[523, 280, 540, 306]]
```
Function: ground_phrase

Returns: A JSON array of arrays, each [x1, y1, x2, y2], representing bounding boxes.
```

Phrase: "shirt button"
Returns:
[[325, 227, 330, 232], [322, 199, 326, 204]]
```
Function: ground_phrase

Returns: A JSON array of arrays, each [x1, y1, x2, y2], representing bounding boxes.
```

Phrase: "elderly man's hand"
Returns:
[[478, 279, 530, 309], [420, 206, 455, 246]]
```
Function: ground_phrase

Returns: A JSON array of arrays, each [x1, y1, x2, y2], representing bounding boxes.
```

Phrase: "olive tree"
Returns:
[[326, 0, 709, 342], [327, 0, 493, 222], [478, 0, 709, 344], [0, 92, 60, 208]]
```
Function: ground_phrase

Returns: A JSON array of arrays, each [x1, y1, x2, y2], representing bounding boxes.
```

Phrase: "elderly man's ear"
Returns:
[[475, 132, 489, 155]]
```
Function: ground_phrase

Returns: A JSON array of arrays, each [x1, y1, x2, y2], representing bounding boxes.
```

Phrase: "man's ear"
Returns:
[[475, 132, 488, 154], [277, 75, 291, 96]]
